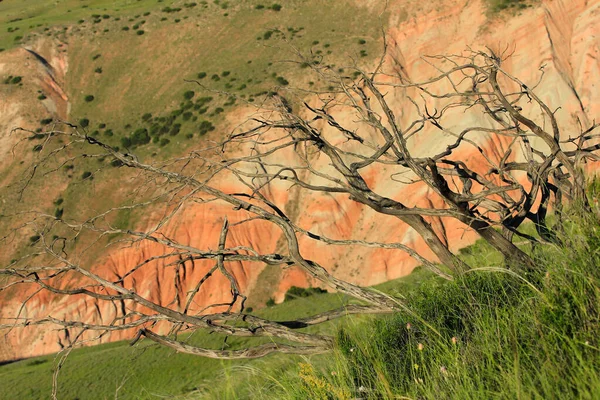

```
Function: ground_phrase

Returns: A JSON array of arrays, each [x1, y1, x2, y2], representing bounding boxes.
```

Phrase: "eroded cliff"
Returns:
[[1, 0, 599, 361]]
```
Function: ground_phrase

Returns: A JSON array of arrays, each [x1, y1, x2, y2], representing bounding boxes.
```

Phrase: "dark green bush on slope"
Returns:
[[284, 286, 327, 302]]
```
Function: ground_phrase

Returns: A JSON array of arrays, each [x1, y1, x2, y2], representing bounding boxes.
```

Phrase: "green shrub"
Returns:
[[10, 76, 22, 84], [270, 3, 282, 11], [198, 120, 215, 135], [276, 76, 289, 86], [183, 90, 195, 100], [120, 137, 132, 148], [159, 138, 170, 147], [169, 124, 181, 136], [488, 0, 530, 12], [284, 286, 327, 302], [197, 72, 207, 79], [40, 118, 53, 125], [94, 67, 102, 73], [84, 95, 95, 102], [136, 30, 145, 35], [81, 171, 92, 179], [79, 118, 90, 128], [266, 298, 276, 307], [131, 128, 150, 145]]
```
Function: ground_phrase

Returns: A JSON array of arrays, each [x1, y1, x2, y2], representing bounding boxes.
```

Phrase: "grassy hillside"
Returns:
[[0, 0, 384, 267], [3, 211, 599, 399], [0, 268, 434, 399], [260, 213, 600, 399]]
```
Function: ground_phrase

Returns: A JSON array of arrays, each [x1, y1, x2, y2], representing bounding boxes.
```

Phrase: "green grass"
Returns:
[[260, 211, 600, 399], [0, 268, 433, 399], [3, 214, 599, 399]]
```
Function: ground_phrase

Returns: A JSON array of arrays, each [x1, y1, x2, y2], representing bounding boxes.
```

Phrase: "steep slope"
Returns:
[[0, 0, 599, 360]]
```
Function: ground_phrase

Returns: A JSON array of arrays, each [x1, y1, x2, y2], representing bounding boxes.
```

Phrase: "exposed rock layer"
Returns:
[[1, 0, 599, 360]]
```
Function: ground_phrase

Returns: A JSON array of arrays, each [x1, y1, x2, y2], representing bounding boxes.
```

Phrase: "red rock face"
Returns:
[[1, 0, 599, 361]]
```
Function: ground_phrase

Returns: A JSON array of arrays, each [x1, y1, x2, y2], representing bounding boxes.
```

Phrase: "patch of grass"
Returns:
[[268, 212, 600, 399], [0, 269, 432, 399]]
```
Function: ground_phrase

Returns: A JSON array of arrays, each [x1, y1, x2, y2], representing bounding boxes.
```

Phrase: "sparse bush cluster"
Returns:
[[488, 0, 531, 12], [255, 3, 282, 11], [284, 286, 327, 302], [3, 75, 22, 85]]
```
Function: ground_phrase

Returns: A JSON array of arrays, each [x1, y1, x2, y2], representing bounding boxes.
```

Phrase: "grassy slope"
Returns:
[[267, 214, 600, 400], [0, 0, 383, 266], [0, 268, 433, 399], [4, 216, 599, 399]]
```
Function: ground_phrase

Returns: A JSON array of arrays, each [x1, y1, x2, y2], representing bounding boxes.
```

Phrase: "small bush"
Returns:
[[84, 95, 95, 102], [131, 128, 151, 145], [276, 76, 289, 86], [270, 3, 282, 11], [81, 171, 92, 179], [284, 286, 327, 302], [94, 67, 102, 73], [79, 118, 90, 128], [266, 298, 276, 307], [197, 72, 207, 79], [183, 90, 195, 100], [169, 124, 181, 136], [136, 30, 145, 36], [120, 137, 132, 148]]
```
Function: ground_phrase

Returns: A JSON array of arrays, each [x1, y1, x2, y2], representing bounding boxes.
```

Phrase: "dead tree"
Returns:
[[1, 48, 598, 361]]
